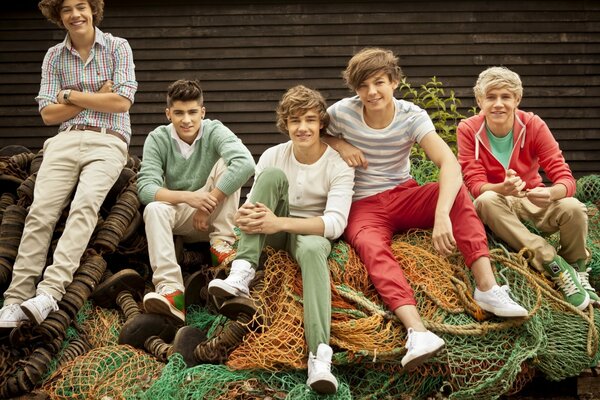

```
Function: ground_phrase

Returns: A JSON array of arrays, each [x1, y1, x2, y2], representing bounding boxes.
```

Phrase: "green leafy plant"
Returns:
[[398, 76, 466, 160]]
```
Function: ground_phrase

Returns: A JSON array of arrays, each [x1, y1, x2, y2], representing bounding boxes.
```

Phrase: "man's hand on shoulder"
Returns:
[[336, 140, 368, 169], [323, 136, 368, 169]]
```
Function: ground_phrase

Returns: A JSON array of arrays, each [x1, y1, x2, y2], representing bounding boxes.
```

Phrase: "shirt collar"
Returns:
[[62, 26, 105, 51], [169, 124, 203, 158]]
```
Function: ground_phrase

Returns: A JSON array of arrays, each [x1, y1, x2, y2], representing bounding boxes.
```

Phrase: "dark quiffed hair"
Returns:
[[276, 85, 329, 136], [166, 80, 204, 107], [38, 0, 105, 28]]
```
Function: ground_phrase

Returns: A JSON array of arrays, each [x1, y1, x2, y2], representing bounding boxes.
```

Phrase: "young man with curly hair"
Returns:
[[0, 0, 137, 327], [209, 85, 354, 394]]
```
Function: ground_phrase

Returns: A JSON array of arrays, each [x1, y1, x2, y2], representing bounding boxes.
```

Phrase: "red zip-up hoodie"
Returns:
[[457, 109, 576, 199]]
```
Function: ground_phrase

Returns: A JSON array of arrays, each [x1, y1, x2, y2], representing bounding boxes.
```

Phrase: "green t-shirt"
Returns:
[[486, 126, 513, 169]]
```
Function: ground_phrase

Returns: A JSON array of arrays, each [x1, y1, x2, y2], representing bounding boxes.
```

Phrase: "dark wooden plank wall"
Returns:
[[1, 0, 599, 176]]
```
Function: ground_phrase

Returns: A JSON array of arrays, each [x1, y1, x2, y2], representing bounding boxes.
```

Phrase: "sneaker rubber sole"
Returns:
[[143, 293, 185, 325], [573, 294, 591, 311], [475, 300, 528, 317], [0, 320, 18, 329], [208, 279, 246, 299], [401, 342, 445, 371], [20, 303, 45, 325], [308, 377, 338, 394]]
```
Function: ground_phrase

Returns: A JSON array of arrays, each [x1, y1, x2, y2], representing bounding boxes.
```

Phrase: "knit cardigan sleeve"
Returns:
[[207, 120, 256, 196], [137, 130, 167, 205]]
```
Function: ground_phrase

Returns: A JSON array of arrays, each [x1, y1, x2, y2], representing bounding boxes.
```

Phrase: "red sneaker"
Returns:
[[143, 286, 185, 324], [210, 240, 236, 267]]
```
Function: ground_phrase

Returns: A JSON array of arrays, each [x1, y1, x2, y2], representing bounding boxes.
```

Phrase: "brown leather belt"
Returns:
[[69, 124, 126, 144]]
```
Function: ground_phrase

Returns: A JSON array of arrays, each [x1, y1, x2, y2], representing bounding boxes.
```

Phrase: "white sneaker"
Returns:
[[20, 293, 59, 325], [474, 285, 528, 317], [401, 328, 445, 370], [306, 343, 338, 394], [208, 260, 255, 298], [0, 303, 29, 328]]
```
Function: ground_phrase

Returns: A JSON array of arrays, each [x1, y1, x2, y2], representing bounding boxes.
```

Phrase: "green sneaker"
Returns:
[[543, 256, 590, 310], [572, 260, 600, 305], [210, 239, 236, 267], [143, 286, 185, 324]]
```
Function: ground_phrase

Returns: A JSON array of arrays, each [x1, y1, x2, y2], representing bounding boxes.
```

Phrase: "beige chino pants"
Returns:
[[474, 190, 588, 272], [4, 130, 127, 304], [143, 159, 239, 292]]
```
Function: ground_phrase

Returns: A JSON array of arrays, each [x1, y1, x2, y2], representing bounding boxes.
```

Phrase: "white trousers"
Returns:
[[143, 159, 240, 292]]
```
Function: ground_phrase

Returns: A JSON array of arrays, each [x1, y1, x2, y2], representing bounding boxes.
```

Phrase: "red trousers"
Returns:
[[344, 179, 489, 311]]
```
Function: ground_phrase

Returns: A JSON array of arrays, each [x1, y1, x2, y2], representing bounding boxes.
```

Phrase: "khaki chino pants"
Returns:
[[474, 191, 588, 272], [4, 130, 127, 304]]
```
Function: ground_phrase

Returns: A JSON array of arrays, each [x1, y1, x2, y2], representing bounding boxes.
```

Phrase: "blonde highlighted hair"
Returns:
[[343, 47, 403, 90], [474, 66, 523, 100], [276, 85, 329, 136]]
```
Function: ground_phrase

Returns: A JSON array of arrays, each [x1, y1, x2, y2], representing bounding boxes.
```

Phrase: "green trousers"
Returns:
[[237, 167, 332, 354]]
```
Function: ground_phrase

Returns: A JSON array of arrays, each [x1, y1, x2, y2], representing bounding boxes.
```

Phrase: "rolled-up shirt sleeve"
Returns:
[[36, 49, 61, 111], [111, 40, 137, 104]]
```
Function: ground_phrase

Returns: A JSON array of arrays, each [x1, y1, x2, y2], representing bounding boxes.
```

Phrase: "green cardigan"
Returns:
[[137, 119, 255, 205]]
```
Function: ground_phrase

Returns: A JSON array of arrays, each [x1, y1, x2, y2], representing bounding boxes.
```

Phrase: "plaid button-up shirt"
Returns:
[[36, 27, 137, 144]]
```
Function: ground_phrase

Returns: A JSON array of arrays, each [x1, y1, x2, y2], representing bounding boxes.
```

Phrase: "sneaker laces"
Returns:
[[2, 304, 23, 319], [227, 263, 254, 283], [577, 268, 596, 292], [34, 293, 59, 314], [492, 285, 520, 305], [308, 352, 332, 373], [227, 270, 251, 284], [553, 272, 580, 297]]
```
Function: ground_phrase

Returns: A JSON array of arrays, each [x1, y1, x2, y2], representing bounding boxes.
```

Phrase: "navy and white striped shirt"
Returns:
[[327, 96, 435, 200]]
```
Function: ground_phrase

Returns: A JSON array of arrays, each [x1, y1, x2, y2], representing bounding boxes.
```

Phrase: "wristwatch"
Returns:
[[62, 89, 72, 104]]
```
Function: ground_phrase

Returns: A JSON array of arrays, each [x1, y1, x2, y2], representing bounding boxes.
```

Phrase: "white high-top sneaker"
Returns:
[[0, 303, 29, 328], [307, 343, 338, 394], [20, 292, 59, 325], [208, 259, 255, 298]]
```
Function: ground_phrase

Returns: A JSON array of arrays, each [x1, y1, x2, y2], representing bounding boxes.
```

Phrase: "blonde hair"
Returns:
[[276, 85, 329, 136], [343, 47, 403, 91], [474, 66, 523, 100]]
